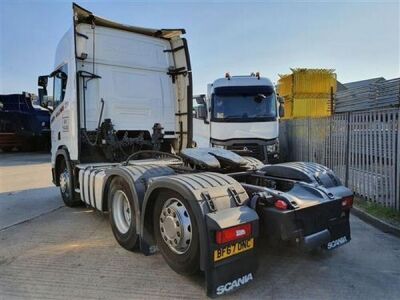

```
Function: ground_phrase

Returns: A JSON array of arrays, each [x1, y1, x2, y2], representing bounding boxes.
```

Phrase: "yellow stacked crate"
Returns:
[[277, 68, 336, 119]]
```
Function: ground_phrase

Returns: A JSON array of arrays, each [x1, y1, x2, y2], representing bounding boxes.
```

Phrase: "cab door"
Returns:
[[50, 63, 76, 161]]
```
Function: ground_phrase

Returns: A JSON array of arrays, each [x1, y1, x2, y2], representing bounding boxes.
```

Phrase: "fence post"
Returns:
[[345, 111, 351, 187], [307, 117, 313, 161], [396, 108, 400, 210]]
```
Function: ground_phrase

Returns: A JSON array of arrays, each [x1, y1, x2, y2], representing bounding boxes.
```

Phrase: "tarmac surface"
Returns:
[[0, 153, 399, 299]]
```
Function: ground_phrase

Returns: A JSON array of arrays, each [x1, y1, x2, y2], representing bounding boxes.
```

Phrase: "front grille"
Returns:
[[227, 144, 265, 161]]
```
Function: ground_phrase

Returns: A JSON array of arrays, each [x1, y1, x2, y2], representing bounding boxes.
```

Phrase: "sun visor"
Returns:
[[214, 85, 275, 96]]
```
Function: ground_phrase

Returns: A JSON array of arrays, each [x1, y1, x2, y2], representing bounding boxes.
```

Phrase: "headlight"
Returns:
[[213, 144, 226, 149], [266, 143, 277, 153]]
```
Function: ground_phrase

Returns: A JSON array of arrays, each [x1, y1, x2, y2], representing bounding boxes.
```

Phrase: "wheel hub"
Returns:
[[159, 198, 192, 254], [112, 190, 132, 234], [59, 169, 70, 197]]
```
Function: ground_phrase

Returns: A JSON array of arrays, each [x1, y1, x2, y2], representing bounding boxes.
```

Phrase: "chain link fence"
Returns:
[[279, 108, 400, 211]]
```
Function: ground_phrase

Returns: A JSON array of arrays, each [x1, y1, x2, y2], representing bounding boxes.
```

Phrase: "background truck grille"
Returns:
[[227, 144, 265, 161]]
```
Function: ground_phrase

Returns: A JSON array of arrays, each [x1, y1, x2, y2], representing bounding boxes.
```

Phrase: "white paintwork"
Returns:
[[193, 75, 280, 147], [76, 24, 176, 133], [193, 118, 210, 148], [51, 28, 79, 164], [210, 121, 279, 141], [49, 15, 188, 168]]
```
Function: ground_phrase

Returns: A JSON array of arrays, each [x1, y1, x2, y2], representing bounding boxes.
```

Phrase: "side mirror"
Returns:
[[38, 75, 49, 107], [278, 97, 285, 118], [38, 75, 48, 88], [197, 105, 207, 120], [38, 88, 47, 105]]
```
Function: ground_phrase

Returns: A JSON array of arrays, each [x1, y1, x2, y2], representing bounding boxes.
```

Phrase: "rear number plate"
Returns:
[[214, 238, 254, 262]]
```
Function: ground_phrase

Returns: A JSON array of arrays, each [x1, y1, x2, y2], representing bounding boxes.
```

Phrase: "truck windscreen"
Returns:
[[212, 86, 277, 122]]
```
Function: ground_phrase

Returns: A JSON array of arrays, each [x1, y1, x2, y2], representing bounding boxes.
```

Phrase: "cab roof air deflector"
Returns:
[[73, 2, 185, 39]]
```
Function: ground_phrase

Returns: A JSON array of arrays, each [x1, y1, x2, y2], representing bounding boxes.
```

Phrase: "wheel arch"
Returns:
[[101, 170, 142, 235], [141, 179, 209, 270], [54, 146, 71, 186]]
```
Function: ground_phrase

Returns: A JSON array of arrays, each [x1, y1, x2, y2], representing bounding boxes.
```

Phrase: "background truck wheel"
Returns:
[[108, 177, 138, 251], [153, 190, 200, 275], [59, 158, 81, 207]]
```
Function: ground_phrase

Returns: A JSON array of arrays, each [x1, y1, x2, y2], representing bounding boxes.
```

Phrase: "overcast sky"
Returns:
[[0, 0, 399, 95]]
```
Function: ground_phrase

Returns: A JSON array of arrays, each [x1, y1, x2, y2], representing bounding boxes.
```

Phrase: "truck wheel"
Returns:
[[153, 190, 200, 275], [108, 177, 138, 251], [59, 158, 81, 207]]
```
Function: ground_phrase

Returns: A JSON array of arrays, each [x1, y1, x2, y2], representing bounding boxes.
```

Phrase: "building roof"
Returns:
[[343, 77, 385, 90]]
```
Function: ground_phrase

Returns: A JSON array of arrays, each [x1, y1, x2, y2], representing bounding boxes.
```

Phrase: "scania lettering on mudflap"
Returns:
[[216, 273, 254, 295], [327, 236, 348, 250]]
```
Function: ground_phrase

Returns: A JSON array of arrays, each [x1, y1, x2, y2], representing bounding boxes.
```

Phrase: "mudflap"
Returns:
[[324, 214, 351, 250], [204, 206, 259, 297]]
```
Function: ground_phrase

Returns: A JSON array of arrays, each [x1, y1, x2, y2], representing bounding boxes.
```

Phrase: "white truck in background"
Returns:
[[193, 73, 284, 163]]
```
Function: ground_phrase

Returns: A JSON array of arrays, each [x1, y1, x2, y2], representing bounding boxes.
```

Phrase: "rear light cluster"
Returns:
[[274, 199, 288, 210], [341, 195, 354, 209], [216, 223, 252, 245]]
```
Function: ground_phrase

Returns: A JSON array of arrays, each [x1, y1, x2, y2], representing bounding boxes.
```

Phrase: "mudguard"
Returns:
[[79, 163, 175, 236], [53, 147, 73, 185], [261, 161, 342, 188], [142, 172, 259, 297], [254, 162, 353, 249]]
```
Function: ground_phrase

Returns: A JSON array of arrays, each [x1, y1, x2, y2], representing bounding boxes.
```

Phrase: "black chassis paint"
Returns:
[[234, 162, 353, 249]]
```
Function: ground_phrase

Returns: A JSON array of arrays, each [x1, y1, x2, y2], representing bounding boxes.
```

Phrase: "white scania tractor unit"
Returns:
[[193, 73, 284, 163], [39, 4, 353, 297]]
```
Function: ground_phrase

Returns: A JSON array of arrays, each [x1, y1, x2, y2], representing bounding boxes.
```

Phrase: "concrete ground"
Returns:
[[0, 153, 399, 300]]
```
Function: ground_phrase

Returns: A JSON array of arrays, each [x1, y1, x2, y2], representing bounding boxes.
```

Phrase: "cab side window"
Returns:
[[53, 64, 68, 108]]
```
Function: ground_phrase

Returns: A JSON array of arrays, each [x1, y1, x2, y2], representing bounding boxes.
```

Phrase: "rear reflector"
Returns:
[[216, 223, 252, 245], [274, 199, 288, 210], [341, 196, 353, 209]]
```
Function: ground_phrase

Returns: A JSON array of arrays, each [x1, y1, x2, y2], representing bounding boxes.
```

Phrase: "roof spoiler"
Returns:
[[72, 2, 185, 39]]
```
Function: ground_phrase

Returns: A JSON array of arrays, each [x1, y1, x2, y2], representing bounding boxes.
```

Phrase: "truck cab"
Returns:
[[37, 4, 192, 182], [193, 73, 284, 163]]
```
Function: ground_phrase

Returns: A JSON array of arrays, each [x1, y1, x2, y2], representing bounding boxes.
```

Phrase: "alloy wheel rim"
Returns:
[[112, 190, 132, 234], [159, 198, 192, 254]]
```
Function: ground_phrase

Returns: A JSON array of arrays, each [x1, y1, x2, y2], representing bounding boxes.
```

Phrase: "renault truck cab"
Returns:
[[193, 73, 284, 163]]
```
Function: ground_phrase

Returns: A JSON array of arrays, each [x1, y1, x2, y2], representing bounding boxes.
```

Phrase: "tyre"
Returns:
[[153, 190, 200, 275], [108, 177, 138, 251], [59, 158, 82, 207]]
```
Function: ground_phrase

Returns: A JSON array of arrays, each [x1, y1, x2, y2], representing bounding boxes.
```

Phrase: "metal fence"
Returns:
[[279, 108, 400, 211]]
